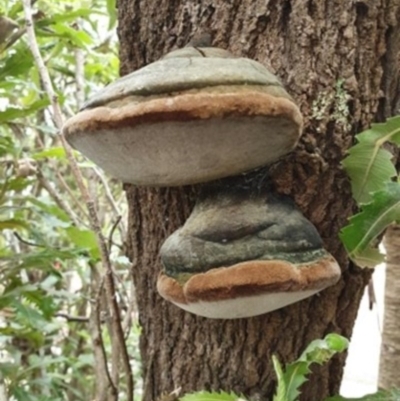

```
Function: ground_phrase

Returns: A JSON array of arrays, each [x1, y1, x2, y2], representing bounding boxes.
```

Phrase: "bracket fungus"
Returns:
[[63, 45, 341, 319], [158, 187, 340, 319], [63, 47, 302, 186]]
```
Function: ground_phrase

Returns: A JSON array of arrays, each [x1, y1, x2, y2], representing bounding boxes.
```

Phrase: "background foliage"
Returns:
[[0, 1, 141, 400]]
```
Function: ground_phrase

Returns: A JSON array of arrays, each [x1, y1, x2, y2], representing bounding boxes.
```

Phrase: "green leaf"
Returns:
[[65, 227, 100, 260], [180, 391, 245, 401], [12, 300, 49, 330], [36, 8, 97, 26], [342, 144, 396, 205], [37, 24, 92, 48], [342, 115, 400, 204], [0, 99, 50, 123], [272, 356, 286, 401], [273, 334, 348, 401], [0, 47, 33, 80], [325, 389, 400, 401], [106, 0, 117, 29], [32, 147, 67, 160], [340, 182, 400, 268], [0, 218, 28, 231], [27, 197, 70, 223], [1, 248, 79, 271], [0, 135, 15, 156]]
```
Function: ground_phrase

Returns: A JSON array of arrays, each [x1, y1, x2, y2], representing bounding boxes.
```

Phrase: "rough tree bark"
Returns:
[[379, 225, 400, 389], [117, 1, 400, 400]]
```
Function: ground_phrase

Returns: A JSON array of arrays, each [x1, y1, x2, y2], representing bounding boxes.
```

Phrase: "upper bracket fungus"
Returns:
[[63, 45, 340, 319], [62, 47, 302, 186]]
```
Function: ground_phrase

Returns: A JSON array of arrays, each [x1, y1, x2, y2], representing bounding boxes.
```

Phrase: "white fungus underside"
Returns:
[[68, 116, 297, 186], [170, 289, 320, 319]]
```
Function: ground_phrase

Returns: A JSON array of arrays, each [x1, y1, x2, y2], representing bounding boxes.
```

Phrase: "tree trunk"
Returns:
[[379, 225, 400, 389], [118, 1, 400, 400]]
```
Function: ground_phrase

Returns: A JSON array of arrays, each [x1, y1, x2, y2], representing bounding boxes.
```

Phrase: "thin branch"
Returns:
[[1, 27, 26, 53], [13, 231, 45, 248], [122, 281, 136, 335], [55, 312, 90, 323], [90, 272, 117, 401], [93, 167, 126, 233], [23, 2, 134, 400], [55, 168, 90, 221], [74, 35, 85, 109], [36, 168, 81, 226], [108, 215, 122, 252]]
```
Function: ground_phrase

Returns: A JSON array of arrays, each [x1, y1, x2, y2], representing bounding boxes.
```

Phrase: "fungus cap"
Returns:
[[62, 47, 303, 186], [157, 255, 341, 319]]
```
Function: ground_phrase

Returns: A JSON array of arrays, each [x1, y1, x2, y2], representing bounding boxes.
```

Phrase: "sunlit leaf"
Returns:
[[32, 146, 67, 160], [340, 182, 400, 268], [0, 47, 33, 80], [106, 0, 117, 29], [65, 227, 100, 260], [0, 98, 50, 122], [36, 8, 97, 25], [0, 135, 15, 156], [273, 334, 348, 401], [37, 23, 93, 47], [342, 115, 400, 204]]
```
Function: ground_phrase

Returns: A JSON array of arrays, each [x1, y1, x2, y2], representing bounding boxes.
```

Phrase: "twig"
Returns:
[[108, 215, 122, 252], [74, 35, 85, 109], [37, 168, 81, 226], [89, 273, 117, 401], [23, 2, 134, 400], [13, 231, 45, 248], [93, 167, 126, 234], [122, 281, 136, 335], [55, 168, 90, 221], [55, 312, 90, 323], [1, 27, 26, 53]]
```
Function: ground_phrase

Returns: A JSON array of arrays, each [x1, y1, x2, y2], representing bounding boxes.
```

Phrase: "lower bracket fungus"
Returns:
[[62, 44, 341, 319], [157, 185, 340, 319]]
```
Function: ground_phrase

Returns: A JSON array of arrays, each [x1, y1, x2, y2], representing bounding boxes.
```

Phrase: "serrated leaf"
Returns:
[[273, 334, 348, 401], [340, 182, 400, 267], [342, 115, 400, 204], [324, 333, 349, 352], [180, 391, 244, 401], [325, 389, 400, 401], [272, 356, 287, 401]]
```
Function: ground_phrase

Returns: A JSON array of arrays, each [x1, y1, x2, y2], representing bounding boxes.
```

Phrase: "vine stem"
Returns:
[[22, 2, 134, 400]]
